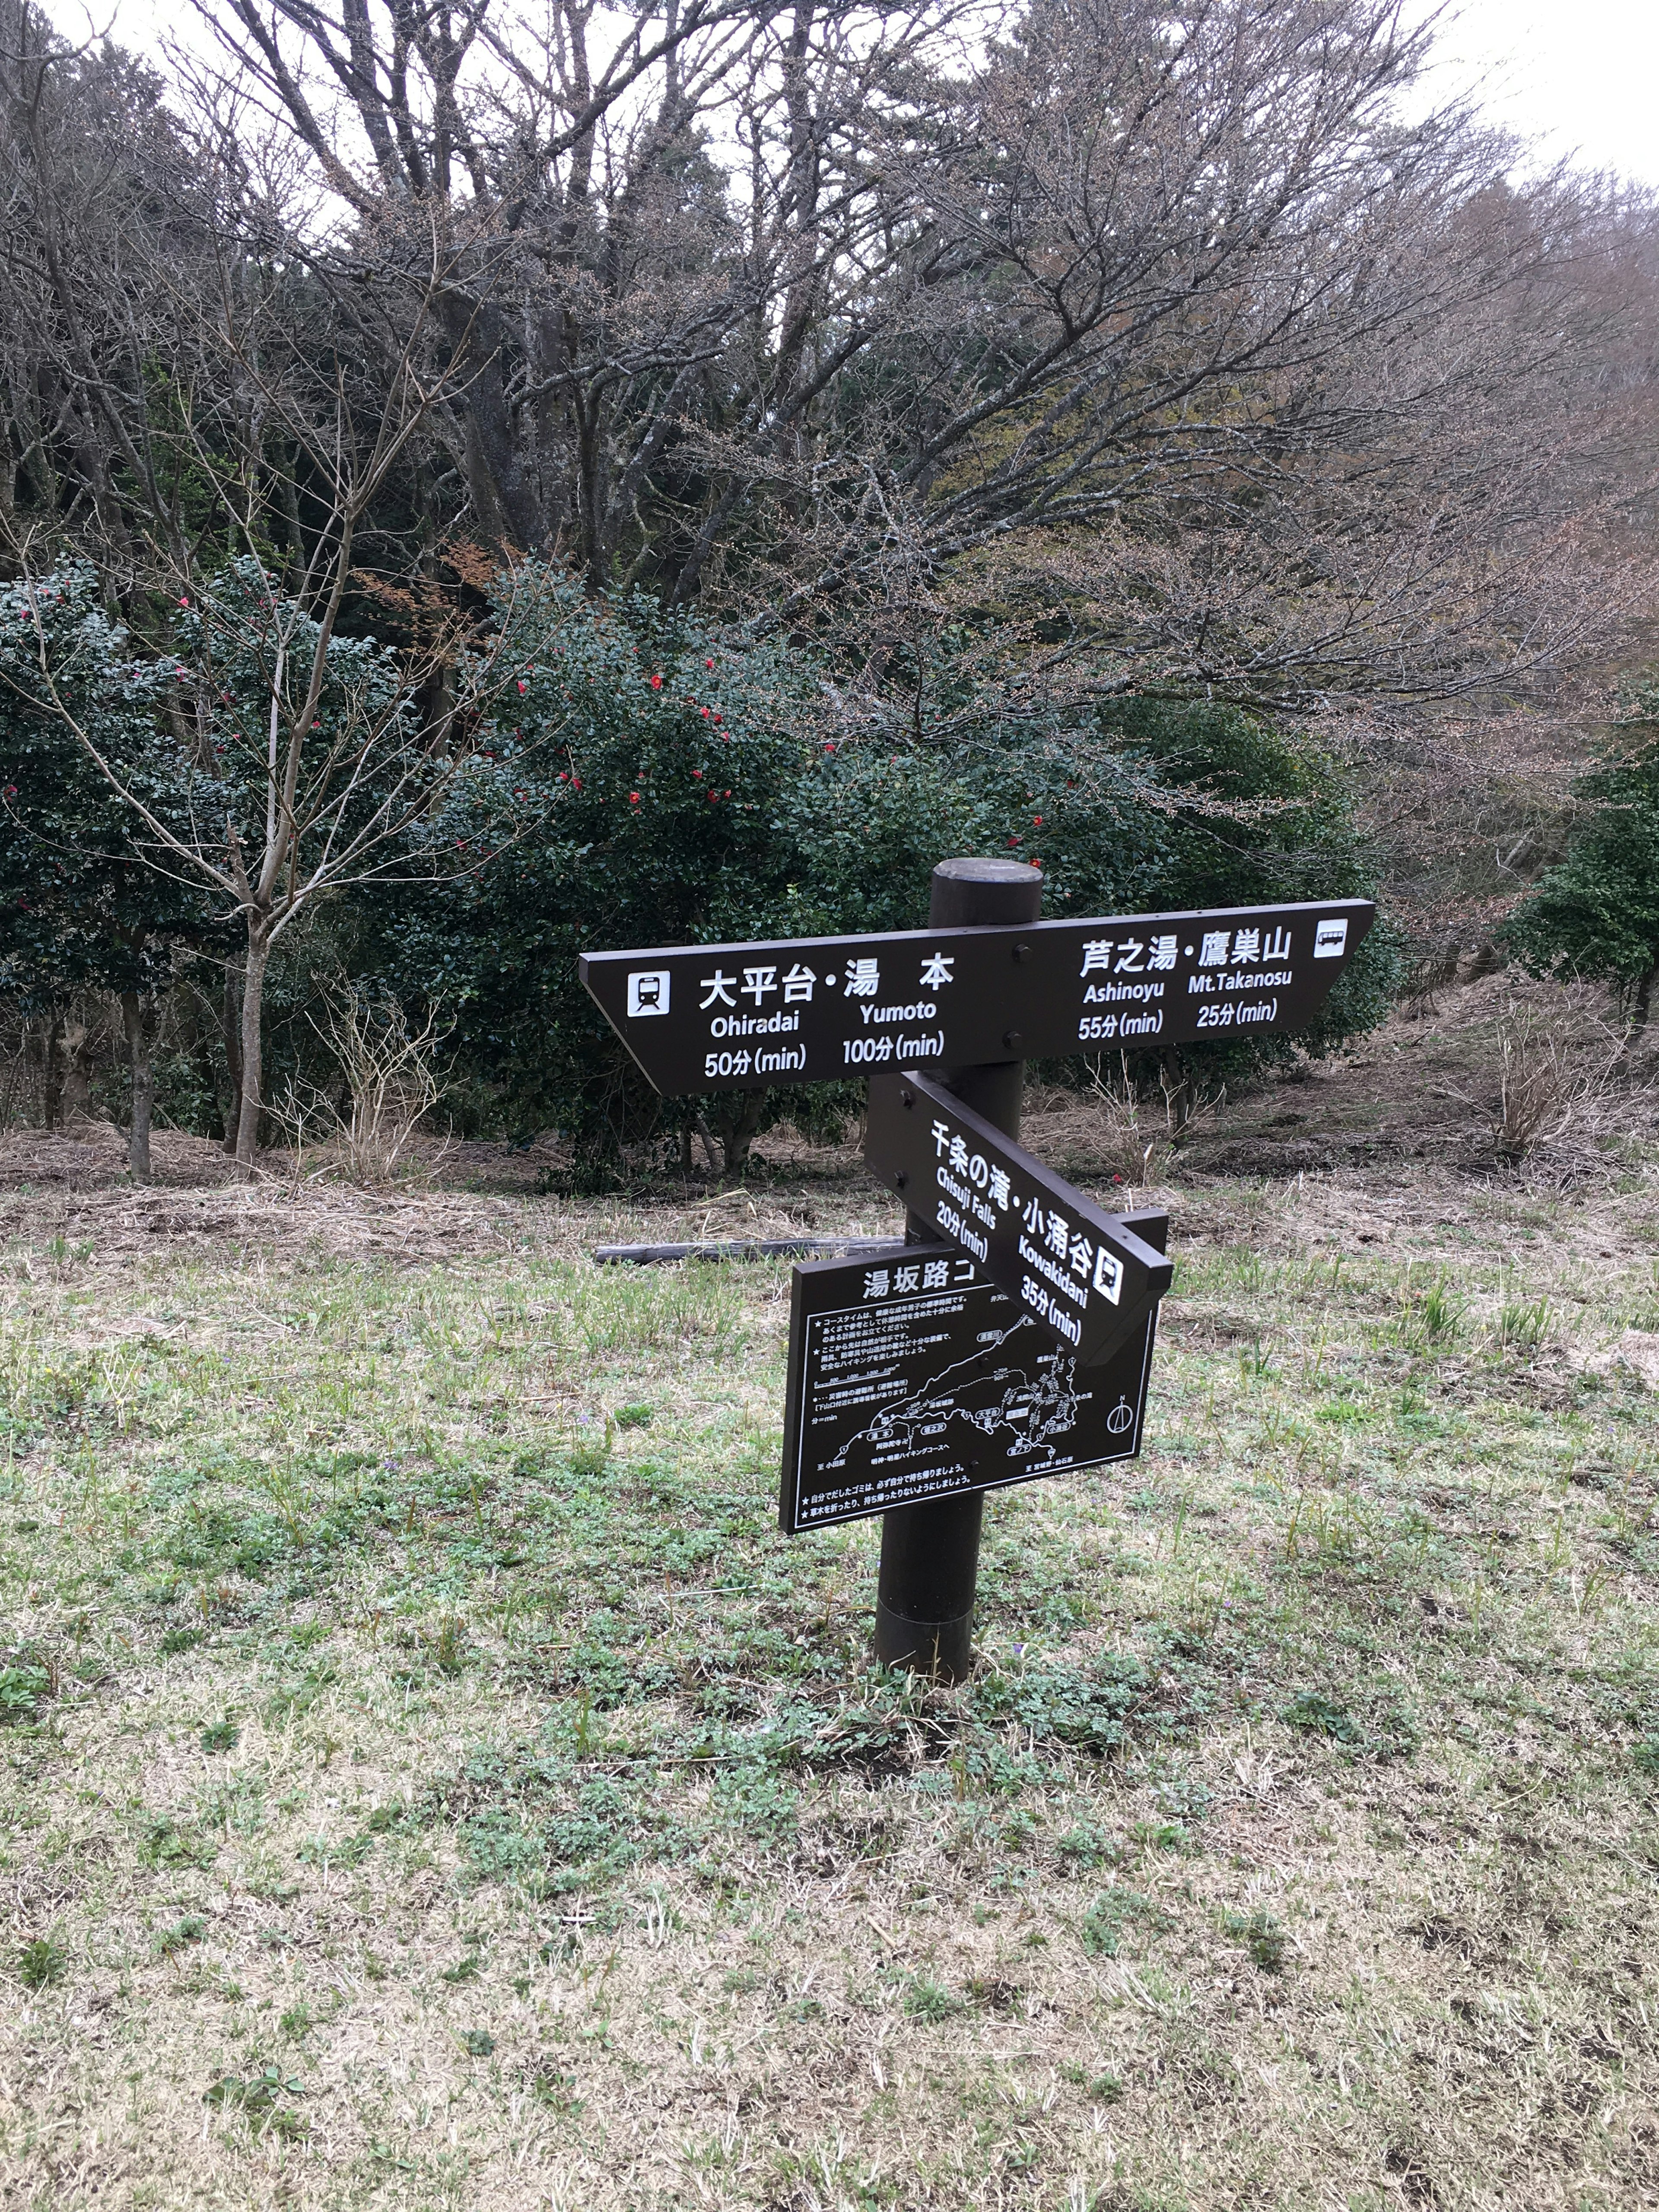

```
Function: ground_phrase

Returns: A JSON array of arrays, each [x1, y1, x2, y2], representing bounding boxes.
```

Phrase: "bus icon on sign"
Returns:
[[627, 970, 671, 1017], [1312, 918, 1348, 959]]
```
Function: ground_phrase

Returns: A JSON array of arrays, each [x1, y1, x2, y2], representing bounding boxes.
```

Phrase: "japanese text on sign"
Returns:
[[864, 1070, 1171, 1365], [579, 899, 1376, 1095]]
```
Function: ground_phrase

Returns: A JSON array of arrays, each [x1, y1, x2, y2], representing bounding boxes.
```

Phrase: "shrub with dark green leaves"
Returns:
[[1507, 686, 1659, 1025], [0, 568, 222, 1112], [375, 580, 1392, 1164]]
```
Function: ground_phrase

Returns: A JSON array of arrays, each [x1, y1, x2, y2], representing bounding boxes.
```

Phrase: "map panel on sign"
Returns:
[[779, 1242, 1159, 1532], [579, 898, 1376, 1094]]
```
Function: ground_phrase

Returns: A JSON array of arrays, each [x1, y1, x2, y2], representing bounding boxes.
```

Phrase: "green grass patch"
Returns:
[[2, 1166, 1656, 2210]]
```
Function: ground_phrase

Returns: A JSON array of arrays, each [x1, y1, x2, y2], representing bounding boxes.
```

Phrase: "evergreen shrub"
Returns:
[[376, 579, 1395, 1166]]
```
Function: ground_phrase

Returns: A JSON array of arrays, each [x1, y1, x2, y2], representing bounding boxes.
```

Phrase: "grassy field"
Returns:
[[2, 1125, 1658, 2210]]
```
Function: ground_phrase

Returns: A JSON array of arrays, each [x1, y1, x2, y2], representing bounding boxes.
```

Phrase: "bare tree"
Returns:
[[161, 0, 1656, 703], [0, 0, 227, 583], [0, 218, 549, 1173]]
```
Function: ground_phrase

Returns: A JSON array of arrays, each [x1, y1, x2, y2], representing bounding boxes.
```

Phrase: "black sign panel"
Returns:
[[779, 1238, 1162, 1533], [579, 898, 1375, 1095], [864, 1070, 1171, 1366]]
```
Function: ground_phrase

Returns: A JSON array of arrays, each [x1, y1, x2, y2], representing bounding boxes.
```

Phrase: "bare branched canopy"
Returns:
[[0, 0, 1655, 1175], [0, 0, 1649, 702]]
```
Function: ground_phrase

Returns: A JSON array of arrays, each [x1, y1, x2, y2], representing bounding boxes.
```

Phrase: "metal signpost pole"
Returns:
[[874, 856, 1043, 1682]]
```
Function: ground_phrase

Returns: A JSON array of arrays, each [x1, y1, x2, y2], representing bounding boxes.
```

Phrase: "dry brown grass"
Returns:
[[1, 985, 1658, 2210]]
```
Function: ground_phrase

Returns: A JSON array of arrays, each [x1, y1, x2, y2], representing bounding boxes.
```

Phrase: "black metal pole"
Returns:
[[874, 855, 1043, 1681]]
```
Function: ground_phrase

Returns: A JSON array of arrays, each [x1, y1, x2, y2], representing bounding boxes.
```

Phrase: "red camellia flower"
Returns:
[[692, 768, 703, 779], [629, 790, 641, 803], [706, 658, 714, 668], [1032, 815, 1042, 826], [571, 777, 582, 790], [517, 680, 527, 693], [650, 673, 663, 690], [178, 597, 190, 609], [1007, 834, 1020, 845]]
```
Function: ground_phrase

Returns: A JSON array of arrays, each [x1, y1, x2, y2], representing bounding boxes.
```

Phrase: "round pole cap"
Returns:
[[928, 856, 1043, 929]]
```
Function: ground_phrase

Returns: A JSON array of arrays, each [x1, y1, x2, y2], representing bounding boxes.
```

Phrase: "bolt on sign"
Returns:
[[579, 898, 1376, 1096], [779, 1229, 1165, 1534]]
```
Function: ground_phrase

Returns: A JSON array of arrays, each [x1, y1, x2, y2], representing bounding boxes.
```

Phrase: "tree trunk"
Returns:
[[41, 1011, 65, 1129], [1158, 1047, 1192, 1135], [221, 964, 244, 1156], [1621, 965, 1658, 1066], [690, 1109, 721, 1176], [232, 931, 270, 1176], [61, 1011, 94, 1122], [720, 1090, 770, 1178], [120, 990, 157, 1182], [1631, 966, 1656, 1040]]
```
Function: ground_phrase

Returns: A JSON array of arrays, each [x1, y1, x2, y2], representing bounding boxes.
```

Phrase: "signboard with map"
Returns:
[[586, 860, 1363, 1671], [779, 1230, 1164, 1533]]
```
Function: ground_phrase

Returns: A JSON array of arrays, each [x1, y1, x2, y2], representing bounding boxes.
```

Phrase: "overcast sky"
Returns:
[[1417, 0, 1659, 184], [102, 0, 1659, 192]]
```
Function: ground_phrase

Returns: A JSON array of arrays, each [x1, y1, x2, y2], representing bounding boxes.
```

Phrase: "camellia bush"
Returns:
[[0, 569, 225, 1169], [374, 578, 1396, 1170], [1506, 684, 1659, 1034]]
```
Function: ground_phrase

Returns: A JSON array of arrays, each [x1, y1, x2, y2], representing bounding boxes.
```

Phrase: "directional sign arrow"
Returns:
[[579, 898, 1375, 1095], [863, 1069, 1172, 1367]]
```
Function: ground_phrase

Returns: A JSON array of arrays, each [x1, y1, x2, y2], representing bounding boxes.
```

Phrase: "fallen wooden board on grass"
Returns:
[[591, 1236, 897, 1265]]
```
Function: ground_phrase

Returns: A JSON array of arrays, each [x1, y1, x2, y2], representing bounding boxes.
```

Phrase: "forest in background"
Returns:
[[0, 0, 1656, 1179]]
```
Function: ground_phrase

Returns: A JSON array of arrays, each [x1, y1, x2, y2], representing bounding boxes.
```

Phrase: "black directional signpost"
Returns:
[[864, 1069, 1172, 1367], [578, 895, 1376, 1093], [582, 861, 1373, 1680]]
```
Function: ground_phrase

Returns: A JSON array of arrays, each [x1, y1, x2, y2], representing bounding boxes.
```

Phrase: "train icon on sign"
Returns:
[[1312, 917, 1348, 959], [626, 970, 671, 1017]]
